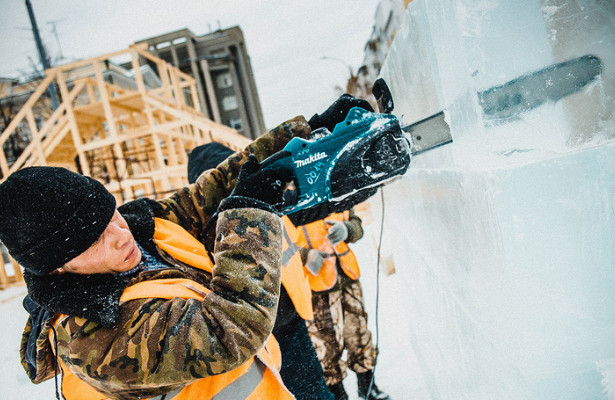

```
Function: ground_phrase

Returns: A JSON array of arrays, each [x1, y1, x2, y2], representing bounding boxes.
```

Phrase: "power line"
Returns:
[[47, 18, 66, 60]]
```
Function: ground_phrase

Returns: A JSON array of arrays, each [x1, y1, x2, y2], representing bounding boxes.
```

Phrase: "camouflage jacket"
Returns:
[[19, 117, 312, 400]]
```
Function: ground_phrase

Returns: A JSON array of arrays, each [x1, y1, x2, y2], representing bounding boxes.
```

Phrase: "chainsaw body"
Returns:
[[261, 107, 411, 215]]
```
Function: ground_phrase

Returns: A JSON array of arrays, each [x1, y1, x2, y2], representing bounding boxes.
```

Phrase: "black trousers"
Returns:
[[273, 288, 334, 400]]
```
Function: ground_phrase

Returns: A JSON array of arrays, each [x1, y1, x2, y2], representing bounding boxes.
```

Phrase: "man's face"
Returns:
[[59, 210, 142, 274]]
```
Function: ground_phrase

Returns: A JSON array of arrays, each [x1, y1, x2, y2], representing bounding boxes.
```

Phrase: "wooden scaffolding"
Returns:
[[0, 43, 252, 287]]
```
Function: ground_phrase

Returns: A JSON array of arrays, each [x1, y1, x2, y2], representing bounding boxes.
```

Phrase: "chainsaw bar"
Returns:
[[391, 54, 603, 155], [261, 55, 602, 215]]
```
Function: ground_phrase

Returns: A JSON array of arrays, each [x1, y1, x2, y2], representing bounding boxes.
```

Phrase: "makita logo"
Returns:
[[294, 152, 327, 167]]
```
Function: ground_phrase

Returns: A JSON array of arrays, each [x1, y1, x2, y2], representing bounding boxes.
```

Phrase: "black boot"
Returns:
[[328, 381, 349, 400], [357, 370, 391, 400]]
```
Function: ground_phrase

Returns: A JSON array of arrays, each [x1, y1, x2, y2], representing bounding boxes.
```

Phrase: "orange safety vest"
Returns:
[[50, 218, 295, 400], [279, 216, 313, 320], [296, 211, 360, 292], [155, 216, 312, 321]]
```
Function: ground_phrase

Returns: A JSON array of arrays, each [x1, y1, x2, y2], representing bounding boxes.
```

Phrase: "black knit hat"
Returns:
[[187, 142, 234, 184], [0, 166, 116, 275]]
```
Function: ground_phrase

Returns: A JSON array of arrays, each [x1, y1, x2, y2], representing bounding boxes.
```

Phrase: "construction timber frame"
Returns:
[[0, 43, 251, 286], [0, 42, 250, 198], [0, 247, 23, 289]]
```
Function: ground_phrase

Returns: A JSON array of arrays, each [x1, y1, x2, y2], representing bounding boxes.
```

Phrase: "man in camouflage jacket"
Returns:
[[9, 117, 311, 400], [1, 93, 375, 400]]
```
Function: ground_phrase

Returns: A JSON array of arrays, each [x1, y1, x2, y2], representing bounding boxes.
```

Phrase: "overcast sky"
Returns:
[[0, 0, 379, 129]]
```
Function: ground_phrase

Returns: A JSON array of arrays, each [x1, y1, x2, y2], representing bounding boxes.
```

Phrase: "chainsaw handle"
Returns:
[[260, 136, 331, 215], [259, 149, 302, 213], [260, 150, 297, 190], [373, 78, 394, 114], [260, 149, 293, 170]]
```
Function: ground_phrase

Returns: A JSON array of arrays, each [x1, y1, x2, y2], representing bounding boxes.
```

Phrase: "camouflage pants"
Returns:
[[306, 280, 377, 386]]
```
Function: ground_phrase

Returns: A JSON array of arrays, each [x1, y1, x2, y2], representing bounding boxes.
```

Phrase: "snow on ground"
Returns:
[[0, 284, 56, 398], [0, 206, 432, 399]]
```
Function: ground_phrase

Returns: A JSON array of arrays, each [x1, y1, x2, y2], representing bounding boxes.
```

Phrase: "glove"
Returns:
[[219, 155, 292, 212], [305, 249, 325, 276], [325, 220, 348, 245], [308, 94, 374, 132], [23, 295, 54, 380]]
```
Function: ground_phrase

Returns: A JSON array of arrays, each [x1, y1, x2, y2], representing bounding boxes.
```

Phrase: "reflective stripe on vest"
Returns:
[[297, 211, 360, 292]]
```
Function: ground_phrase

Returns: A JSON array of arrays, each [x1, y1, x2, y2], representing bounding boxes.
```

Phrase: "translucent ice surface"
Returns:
[[373, 0, 615, 399]]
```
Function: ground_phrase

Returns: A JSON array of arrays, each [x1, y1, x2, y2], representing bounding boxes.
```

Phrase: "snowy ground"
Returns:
[[0, 284, 55, 398], [0, 206, 432, 400]]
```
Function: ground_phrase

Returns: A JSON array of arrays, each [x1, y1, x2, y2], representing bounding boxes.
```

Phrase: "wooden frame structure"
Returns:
[[0, 43, 252, 286], [0, 42, 250, 199], [0, 243, 23, 288]]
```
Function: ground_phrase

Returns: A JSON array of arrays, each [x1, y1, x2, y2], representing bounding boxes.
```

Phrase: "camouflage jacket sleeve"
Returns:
[[157, 116, 312, 244], [345, 208, 364, 243], [54, 208, 283, 399]]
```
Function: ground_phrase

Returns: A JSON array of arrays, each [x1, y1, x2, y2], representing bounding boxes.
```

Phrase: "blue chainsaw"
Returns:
[[261, 55, 602, 215]]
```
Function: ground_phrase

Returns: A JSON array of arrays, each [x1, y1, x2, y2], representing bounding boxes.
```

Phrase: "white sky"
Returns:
[[0, 0, 379, 129]]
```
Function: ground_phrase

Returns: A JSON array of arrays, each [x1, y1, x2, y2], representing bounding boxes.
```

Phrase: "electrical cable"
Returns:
[[366, 187, 385, 397], [51, 325, 61, 400]]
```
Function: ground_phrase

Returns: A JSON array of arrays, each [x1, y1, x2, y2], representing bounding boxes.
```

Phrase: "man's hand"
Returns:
[[305, 249, 325, 276], [218, 155, 292, 214], [325, 220, 348, 246], [231, 155, 292, 206], [308, 94, 374, 132]]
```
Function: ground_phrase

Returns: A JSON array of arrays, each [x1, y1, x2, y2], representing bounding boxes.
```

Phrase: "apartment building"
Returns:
[[135, 26, 266, 139]]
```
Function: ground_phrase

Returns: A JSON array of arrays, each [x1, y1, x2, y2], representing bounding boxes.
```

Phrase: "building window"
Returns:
[[228, 118, 242, 130], [216, 72, 233, 89], [222, 96, 238, 111]]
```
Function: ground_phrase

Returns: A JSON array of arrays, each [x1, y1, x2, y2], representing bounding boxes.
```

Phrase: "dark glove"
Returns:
[[308, 94, 374, 132], [23, 296, 53, 380], [218, 155, 292, 213], [325, 220, 348, 245]]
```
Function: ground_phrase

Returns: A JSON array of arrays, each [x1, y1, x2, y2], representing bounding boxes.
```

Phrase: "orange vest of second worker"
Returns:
[[51, 218, 297, 400], [296, 211, 360, 292], [279, 216, 314, 320]]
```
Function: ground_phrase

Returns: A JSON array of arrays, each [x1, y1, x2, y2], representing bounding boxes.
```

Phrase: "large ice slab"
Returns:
[[372, 0, 615, 399]]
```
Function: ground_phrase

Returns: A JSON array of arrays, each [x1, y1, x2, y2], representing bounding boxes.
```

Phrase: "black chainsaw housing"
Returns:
[[330, 119, 410, 198]]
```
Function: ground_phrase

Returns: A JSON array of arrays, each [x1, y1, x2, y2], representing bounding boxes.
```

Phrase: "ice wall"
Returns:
[[373, 0, 615, 399]]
